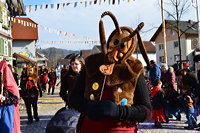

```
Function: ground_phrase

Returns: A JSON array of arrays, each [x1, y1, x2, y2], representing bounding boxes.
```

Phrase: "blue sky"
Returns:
[[22, 0, 197, 50]]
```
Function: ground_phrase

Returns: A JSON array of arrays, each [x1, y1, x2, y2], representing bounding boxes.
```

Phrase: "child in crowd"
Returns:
[[150, 80, 166, 128], [178, 88, 198, 130]]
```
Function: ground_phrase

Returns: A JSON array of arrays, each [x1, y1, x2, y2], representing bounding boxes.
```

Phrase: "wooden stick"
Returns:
[[99, 75, 106, 100]]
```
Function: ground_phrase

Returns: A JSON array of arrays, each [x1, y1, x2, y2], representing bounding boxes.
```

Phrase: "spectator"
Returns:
[[39, 65, 48, 92], [48, 68, 57, 95], [178, 88, 198, 130], [150, 80, 166, 128], [59, 56, 85, 105], [149, 60, 161, 85]]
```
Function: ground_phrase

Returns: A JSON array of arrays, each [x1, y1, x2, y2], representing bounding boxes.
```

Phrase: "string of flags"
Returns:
[[39, 40, 99, 45], [12, 18, 99, 41], [25, 0, 135, 12]]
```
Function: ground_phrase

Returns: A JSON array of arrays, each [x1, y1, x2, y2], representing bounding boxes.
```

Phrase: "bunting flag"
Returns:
[[12, 18, 99, 41], [25, 0, 135, 13], [39, 40, 100, 45]]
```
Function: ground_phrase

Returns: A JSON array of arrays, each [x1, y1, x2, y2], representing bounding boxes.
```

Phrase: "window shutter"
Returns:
[[8, 41, 11, 57], [0, 6, 3, 23], [0, 38, 4, 55], [7, 11, 10, 30]]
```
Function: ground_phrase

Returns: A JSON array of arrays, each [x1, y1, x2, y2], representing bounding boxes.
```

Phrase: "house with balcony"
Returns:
[[12, 17, 38, 68], [0, 0, 25, 65], [150, 20, 198, 69]]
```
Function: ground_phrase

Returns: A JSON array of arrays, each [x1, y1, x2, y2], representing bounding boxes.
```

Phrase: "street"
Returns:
[[19, 85, 200, 133]]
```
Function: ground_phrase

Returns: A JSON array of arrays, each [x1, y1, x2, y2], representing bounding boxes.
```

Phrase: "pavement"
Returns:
[[19, 85, 200, 133]]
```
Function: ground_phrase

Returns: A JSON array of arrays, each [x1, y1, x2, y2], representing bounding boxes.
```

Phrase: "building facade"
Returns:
[[150, 20, 198, 68], [0, 0, 25, 65]]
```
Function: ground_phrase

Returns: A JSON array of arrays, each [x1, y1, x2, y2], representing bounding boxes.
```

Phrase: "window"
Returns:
[[4, 40, 8, 56], [2, 9, 8, 28], [158, 44, 163, 50], [159, 56, 164, 63], [174, 55, 179, 62], [170, 29, 176, 36], [174, 41, 178, 48]]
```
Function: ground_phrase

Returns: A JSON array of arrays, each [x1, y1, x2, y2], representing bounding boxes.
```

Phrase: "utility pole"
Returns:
[[161, 0, 167, 65], [195, 0, 200, 49]]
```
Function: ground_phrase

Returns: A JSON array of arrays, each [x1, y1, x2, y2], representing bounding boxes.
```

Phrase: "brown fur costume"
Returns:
[[83, 11, 149, 107]]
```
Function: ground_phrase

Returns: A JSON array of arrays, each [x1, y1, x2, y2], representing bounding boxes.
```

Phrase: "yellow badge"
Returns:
[[92, 82, 99, 90]]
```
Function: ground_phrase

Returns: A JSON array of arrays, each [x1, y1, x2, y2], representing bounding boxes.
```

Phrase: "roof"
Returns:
[[134, 41, 156, 53], [11, 17, 38, 40], [80, 49, 91, 59], [138, 41, 156, 53], [150, 20, 198, 41], [13, 52, 36, 63]]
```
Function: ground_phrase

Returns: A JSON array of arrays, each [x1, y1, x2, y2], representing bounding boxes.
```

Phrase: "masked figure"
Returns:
[[69, 11, 151, 133], [20, 65, 42, 124]]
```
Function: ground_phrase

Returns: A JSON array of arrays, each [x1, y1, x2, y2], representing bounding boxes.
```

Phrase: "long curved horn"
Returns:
[[122, 22, 144, 42], [101, 11, 121, 33], [99, 20, 107, 54], [137, 32, 150, 70]]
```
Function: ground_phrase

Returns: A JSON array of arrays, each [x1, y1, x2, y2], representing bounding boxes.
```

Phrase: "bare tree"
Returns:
[[163, 0, 191, 68]]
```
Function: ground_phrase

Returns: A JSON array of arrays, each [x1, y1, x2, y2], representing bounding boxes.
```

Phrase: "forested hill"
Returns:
[[37, 47, 79, 59]]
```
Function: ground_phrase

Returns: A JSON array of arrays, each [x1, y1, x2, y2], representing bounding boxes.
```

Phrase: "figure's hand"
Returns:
[[0, 94, 6, 101], [86, 100, 119, 121]]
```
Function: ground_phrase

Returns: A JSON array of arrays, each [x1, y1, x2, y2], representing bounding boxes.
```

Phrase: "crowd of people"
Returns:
[[148, 60, 200, 130], [1, 55, 200, 133]]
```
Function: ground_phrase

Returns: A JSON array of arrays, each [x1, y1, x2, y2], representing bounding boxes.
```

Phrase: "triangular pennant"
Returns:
[[51, 4, 54, 9], [113, 0, 115, 4], [94, 0, 97, 4], [74, 2, 78, 7], [35, 5, 37, 11], [63, 3, 65, 8], [57, 3, 60, 9], [29, 5, 32, 12], [99, 0, 102, 5]]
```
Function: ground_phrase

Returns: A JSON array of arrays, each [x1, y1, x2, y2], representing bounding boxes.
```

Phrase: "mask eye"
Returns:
[[120, 42, 126, 49], [114, 39, 119, 45]]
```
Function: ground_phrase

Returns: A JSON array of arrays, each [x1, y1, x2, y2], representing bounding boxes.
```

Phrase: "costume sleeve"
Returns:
[[69, 68, 89, 112], [119, 74, 152, 122], [59, 74, 68, 102]]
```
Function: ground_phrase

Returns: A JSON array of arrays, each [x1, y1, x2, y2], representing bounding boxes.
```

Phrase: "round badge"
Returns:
[[92, 82, 99, 90]]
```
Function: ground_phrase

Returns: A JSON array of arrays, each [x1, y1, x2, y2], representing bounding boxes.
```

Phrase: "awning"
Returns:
[[13, 53, 36, 63]]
